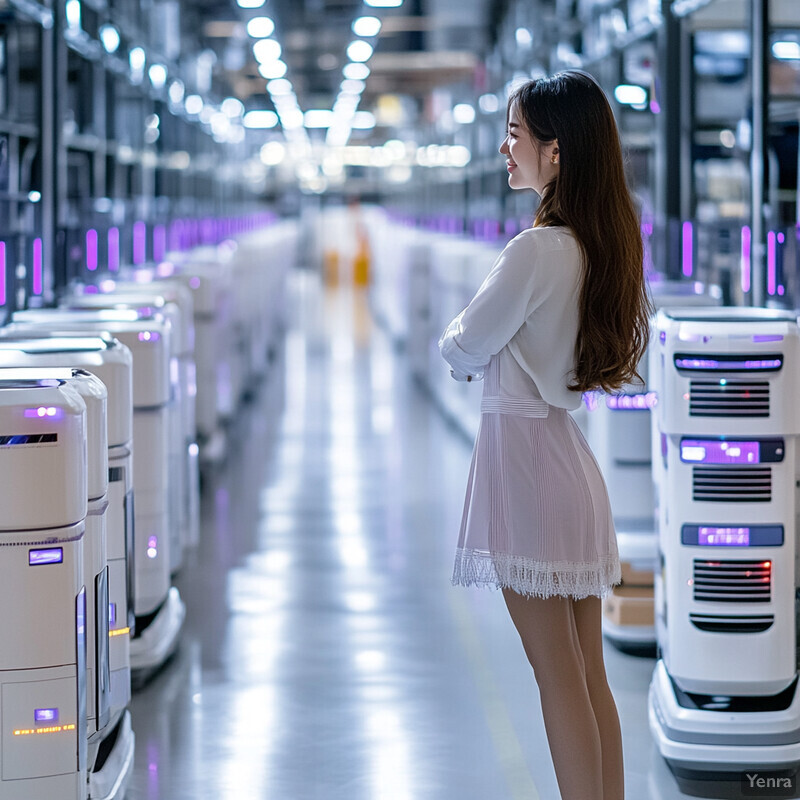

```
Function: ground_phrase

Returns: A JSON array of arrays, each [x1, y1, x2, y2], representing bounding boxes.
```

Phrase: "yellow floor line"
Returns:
[[448, 588, 542, 800]]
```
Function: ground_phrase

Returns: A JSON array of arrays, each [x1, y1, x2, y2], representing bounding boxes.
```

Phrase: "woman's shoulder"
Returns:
[[510, 225, 580, 253]]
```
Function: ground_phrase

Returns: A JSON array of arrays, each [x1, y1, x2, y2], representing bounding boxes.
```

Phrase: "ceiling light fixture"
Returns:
[[99, 24, 120, 53], [305, 110, 335, 128], [243, 110, 279, 128], [184, 95, 203, 115], [452, 103, 475, 124], [259, 60, 287, 79], [222, 97, 245, 118], [267, 78, 293, 95], [364, 0, 402, 6], [148, 64, 168, 90], [247, 17, 275, 38], [352, 16, 381, 37], [343, 62, 370, 80], [346, 40, 374, 62], [253, 38, 281, 62], [614, 84, 647, 105], [341, 79, 366, 94], [773, 41, 800, 60], [351, 111, 376, 129], [168, 79, 185, 104], [237, 0, 265, 7]]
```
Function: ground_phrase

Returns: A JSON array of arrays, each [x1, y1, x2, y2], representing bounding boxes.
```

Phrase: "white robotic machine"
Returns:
[[62, 290, 198, 569], [649, 307, 800, 772], [8, 309, 185, 675], [0, 376, 87, 799], [75, 279, 200, 549], [0, 336, 136, 798]]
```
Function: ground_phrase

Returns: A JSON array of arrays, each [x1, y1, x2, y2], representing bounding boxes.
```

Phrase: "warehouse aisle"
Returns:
[[127, 270, 720, 800]]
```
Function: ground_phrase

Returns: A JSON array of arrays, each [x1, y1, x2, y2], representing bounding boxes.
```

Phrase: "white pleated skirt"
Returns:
[[452, 359, 621, 600]]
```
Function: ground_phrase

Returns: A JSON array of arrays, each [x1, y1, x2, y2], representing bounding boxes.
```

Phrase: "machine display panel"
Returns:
[[680, 437, 784, 464], [681, 524, 784, 546], [674, 353, 782, 372], [29, 547, 63, 565]]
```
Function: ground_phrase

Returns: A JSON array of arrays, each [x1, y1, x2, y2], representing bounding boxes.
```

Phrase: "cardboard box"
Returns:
[[603, 585, 654, 627], [620, 561, 655, 588]]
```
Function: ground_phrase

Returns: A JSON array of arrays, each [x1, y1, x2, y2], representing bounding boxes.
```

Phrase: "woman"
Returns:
[[439, 71, 651, 800]]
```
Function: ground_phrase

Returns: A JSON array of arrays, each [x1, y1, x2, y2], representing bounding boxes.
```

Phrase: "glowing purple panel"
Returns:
[[682, 221, 693, 277], [137, 331, 161, 342], [675, 357, 782, 370], [753, 334, 783, 342], [108, 228, 120, 272], [0, 241, 6, 306], [767, 231, 777, 295], [605, 392, 657, 410], [32, 237, 43, 295], [29, 548, 63, 565], [35, 708, 59, 723], [680, 439, 760, 464], [86, 229, 98, 271], [109, 603, 116, 626], [698, 527, 750, 547], [153, 225, 166, 262], [741, 226, 751, 293], [23, 405, 63, 419], [133, 221, 146, 265]]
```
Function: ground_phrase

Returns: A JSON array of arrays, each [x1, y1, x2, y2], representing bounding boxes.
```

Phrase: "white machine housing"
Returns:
[[8, 310, 185, 674], [0, 334, 134, 732], [649, 307, 800, 772], [0, 368, 111, 754], [0, 378, 87, 799], [74, 279, 200, 549], [61, 291, 197, 570]]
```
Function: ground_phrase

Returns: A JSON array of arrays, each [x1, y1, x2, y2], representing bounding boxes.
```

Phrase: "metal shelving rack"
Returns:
[[382, 0, 800, 308], [0, 0, 263, 323]]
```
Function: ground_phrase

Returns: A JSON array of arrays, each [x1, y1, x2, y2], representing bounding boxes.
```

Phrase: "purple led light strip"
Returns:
[[32, 238, 43, 295], [767, 231, 777, 295], [605, 392, 657, 410], [682, 221, 693, 277], [153, 225, 166, 262], [133, 221, 146, 265], [108, 228, 120, 272], [86, 229, 98, 271], [0, 241, 6, 306], [741, 226, 751, 293]]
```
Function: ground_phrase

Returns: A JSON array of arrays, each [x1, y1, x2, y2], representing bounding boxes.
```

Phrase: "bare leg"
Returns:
[[572, 597, 624, 800], [502, 589, 602, 800]]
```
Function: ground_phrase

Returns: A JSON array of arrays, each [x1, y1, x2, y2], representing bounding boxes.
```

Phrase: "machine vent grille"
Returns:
[[689, 613, 774, 633], [0, 433, 58, 446], [693, 560, 772, 603], [689, 380, 770, 417], [692, 466, 771, 502]]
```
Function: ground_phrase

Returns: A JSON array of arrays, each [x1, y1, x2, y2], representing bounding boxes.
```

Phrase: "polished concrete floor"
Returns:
[[127, 271, 780, 800]]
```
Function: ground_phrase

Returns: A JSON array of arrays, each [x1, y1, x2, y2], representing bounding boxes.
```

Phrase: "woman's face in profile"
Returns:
[[499, 103, 558, 196]]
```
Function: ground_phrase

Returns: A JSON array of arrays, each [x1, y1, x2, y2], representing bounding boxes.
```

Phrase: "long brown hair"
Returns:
[[508, 70, 652, 393]]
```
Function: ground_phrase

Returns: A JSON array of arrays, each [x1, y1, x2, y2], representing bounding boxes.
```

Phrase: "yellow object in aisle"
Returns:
[[324, 249, 339, 287], [353, 234, 370, 286]]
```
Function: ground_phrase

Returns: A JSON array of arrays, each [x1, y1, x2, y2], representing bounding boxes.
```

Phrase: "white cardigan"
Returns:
[[438, 226, 584, 411]]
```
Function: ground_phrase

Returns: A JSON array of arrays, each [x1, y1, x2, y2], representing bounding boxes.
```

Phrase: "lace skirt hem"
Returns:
[[452, 547, 621, 600]]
